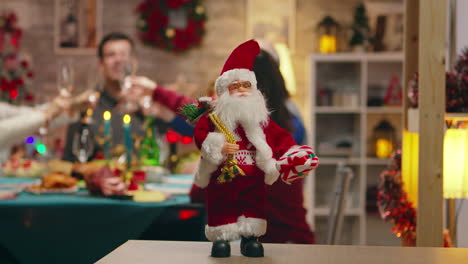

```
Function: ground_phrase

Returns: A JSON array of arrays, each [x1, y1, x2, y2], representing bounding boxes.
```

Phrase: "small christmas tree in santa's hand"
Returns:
[[0, 11, 35, 106], [349, 3, 371, 52]]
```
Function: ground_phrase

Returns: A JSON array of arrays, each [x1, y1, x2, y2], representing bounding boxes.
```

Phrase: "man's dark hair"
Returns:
[[97, 32, 135, 59]]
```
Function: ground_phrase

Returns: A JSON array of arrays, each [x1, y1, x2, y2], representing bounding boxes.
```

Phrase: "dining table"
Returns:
[[0, 175, 198, 264]]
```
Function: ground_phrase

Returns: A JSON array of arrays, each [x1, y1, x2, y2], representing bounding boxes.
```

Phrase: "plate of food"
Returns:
[[2, 158, 46, 178], [25, 172, 79, 194]]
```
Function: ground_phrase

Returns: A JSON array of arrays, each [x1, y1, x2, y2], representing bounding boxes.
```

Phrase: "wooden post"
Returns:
[[417, 0, 446, 247], [403, 0, 419, 131]]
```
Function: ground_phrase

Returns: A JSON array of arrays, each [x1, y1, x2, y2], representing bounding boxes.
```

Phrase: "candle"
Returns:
[[123, 114, 132, 167], [103, 111, 111, 159]]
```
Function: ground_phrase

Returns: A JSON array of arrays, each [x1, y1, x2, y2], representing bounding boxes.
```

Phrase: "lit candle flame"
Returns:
[[86, 108, 93, 117], [103, 111, 111, 121], [123, 114, 131, 124]]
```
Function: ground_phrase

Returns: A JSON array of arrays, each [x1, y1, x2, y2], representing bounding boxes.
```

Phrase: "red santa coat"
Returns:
[[193, 114, 297, 241]]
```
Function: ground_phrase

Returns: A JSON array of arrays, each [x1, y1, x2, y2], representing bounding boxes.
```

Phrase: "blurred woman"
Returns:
[[253, 50, 306, 145], [253, 49, 314, 244]]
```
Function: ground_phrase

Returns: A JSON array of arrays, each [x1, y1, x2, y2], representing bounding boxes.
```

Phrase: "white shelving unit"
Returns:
[[305, 52, 404, 245]]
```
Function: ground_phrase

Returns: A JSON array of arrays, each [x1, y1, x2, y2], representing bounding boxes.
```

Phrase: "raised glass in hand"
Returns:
[[57, 60, 74, 95], [119, 59, 138, 113]]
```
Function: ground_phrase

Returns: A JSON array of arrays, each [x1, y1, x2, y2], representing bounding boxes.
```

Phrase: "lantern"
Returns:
[[372, 120, 396, 159], [317, 16, 339, 54]]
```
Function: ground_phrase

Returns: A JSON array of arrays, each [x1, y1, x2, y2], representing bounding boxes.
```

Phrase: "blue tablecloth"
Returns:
[[0, 176, 192, 264]]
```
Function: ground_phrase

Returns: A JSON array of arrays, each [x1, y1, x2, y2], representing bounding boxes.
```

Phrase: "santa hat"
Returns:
[[215, 39, 260, 96]]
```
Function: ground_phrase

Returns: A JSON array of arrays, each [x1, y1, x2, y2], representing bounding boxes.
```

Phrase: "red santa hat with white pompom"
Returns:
[[214, 39, 260, 96]]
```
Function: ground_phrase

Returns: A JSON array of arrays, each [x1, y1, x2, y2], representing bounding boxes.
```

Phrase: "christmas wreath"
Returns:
[[136, 0, 207, 53]]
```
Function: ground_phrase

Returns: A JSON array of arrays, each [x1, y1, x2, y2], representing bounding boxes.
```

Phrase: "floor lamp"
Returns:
[[443, 128, 468, 246]]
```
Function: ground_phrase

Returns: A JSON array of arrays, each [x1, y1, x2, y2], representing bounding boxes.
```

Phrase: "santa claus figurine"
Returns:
[[192, 39, 318, 258]]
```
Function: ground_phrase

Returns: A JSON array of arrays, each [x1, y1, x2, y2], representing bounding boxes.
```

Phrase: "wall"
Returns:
[[0, 0, 401, 105], [1, 0, 247, 100]]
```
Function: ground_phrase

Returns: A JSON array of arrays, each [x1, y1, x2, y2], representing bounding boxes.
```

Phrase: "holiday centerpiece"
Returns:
[[135, 0, 207, 53]]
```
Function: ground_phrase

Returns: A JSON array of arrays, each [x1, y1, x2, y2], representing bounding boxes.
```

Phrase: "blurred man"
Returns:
[[63, 32, 146, 162]]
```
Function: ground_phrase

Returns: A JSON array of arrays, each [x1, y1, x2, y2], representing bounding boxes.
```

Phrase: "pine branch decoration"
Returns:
[[179, 97, 212, 125]]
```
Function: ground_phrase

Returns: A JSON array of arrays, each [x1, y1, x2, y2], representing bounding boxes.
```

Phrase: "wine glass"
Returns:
[[119, 58, 139, 113], [57, 60, 74, 96], [85, 65, 101, 117]]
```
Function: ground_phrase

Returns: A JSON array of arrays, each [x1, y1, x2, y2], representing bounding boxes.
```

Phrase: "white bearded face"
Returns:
[[214, 88, 269, 132]]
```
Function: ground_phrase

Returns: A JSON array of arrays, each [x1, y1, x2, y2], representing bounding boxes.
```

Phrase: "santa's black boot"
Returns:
[[241, 236, 264, 257], [211, 240, 231, 258]]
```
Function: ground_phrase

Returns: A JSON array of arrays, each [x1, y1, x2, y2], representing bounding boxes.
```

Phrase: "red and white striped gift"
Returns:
[[277, 145, 319, 184]]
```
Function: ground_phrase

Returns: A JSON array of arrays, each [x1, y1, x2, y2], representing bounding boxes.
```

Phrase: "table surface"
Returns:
[[98, 240, 468, 264], [0, 176, 192, 264]]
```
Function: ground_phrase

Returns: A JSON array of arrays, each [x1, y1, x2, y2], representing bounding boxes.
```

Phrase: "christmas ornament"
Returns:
[[349, 3, 371, 51], [186, 40, 319, 258], [383, 74, 402, 106], [135, 0, 206, 53]]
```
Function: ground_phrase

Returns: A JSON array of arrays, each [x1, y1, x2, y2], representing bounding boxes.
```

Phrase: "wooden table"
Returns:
[[97, 240, 468, 264]]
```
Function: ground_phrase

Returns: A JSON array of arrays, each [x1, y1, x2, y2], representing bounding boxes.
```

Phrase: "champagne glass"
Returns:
[[119, 58, 138, 113], [85, 65, 101, 119], [57, 60, 74, 95]]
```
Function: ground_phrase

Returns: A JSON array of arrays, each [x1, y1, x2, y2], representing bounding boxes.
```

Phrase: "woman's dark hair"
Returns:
[[253, 49, 293, 132], [97, 32, 135, 59]]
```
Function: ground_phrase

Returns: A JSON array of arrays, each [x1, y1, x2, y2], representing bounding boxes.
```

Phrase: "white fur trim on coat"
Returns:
[[205, 216, 267, 242], [201, 132, 226, 165], [194, 132, 226, 188], [241, 121, 280, 185], [215, 69, 257, 96]]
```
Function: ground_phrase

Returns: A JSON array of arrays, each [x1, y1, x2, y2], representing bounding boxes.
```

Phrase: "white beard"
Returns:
[[213, 89, 269, 133]]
